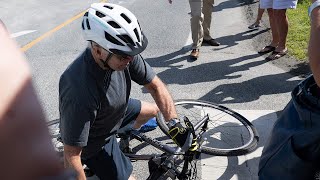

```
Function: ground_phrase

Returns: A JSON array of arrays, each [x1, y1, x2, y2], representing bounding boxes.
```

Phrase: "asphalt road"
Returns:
[[1, 0, 304, 179]]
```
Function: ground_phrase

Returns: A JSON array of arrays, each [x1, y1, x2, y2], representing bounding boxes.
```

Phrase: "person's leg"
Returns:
[[119, 99, 159, 131], [249, 6, 265, 29], [257, 7, 265, 22], [264, 9, 289, 60], [189, 0, 204, 49], [128, 176, 137, 180], [258, 8, 279, 53], [83, 136, 133, 180], [133, 101, 159, 129], [268, 8, 279, 47], [202, 0, 213, 40], [202, 0, 220, 46], [274, 9, 288, 52]]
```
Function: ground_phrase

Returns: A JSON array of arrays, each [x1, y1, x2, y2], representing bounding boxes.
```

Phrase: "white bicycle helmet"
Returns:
[[82, 3, 148, 56]]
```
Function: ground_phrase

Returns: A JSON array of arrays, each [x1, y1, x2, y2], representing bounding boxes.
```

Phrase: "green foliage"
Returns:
[[287, 1, 311, 61], [298, 0, 309, 4]]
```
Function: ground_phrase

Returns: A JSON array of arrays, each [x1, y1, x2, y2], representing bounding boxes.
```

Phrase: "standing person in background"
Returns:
[[0, 19, 75, 180], [258, 0, 298, 60], [168, 0, 220, 60], [258, 0, 320, 179]]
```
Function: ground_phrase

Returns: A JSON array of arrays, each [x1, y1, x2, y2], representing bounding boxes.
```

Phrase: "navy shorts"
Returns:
[[82, 98, 141, 180]]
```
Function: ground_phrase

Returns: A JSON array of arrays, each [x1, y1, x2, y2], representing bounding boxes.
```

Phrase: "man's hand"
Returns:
[[168, 122, 194, 151]]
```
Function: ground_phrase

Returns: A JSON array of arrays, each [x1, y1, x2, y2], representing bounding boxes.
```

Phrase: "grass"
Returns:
[[286, 0, 311, 61]]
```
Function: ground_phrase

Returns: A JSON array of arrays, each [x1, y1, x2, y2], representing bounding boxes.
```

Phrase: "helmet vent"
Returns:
[[105, 31, 124, 46], [120, 13, 131, 24], [108, 21, 121, 28], [117, 35, 134, 46], [86, 19, 91, 30], [103, 5, 113, 10], [84, 12, 89, 17], [133, 28, 140, 42], [81, 20, 85, 30], [96, 11, 106, 18]]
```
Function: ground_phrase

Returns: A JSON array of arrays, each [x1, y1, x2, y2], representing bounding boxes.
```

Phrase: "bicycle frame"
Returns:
[[125, 114, 210, 180]]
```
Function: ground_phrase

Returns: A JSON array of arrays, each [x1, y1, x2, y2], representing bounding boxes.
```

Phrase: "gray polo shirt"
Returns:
[[59, 48, 156, 159]]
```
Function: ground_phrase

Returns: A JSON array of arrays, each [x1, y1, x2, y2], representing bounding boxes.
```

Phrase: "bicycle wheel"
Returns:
[[157, 100, 259, 156], [47, 119, 64, 157]]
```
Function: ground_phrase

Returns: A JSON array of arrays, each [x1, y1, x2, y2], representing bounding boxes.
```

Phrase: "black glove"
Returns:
[[168, 121, 193, 151], [185, 120, 199, 152]]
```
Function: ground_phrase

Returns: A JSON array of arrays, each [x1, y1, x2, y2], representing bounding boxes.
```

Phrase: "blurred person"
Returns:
[[0, 20, 75, 180], [168, 0, 220, 60], [258, 0, 320, 179], [258, 0, 298, 60], [59, 3, 197, 180]]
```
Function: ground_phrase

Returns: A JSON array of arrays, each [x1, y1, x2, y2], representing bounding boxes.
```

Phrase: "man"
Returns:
[[258, 0, 320, 179], [59, 3, 195, 180], [169, 0, 220, 60], [258, 0, 298, 60], [0, 20, 75, 180]]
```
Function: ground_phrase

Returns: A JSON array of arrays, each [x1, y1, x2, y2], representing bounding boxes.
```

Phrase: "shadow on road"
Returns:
[[199, 65, 310, 104], [147, 52, 265, 85], [213, 28, 270, 50]]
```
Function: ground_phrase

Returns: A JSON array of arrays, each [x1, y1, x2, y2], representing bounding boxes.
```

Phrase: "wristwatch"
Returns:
[[308, 0, 320, 17]]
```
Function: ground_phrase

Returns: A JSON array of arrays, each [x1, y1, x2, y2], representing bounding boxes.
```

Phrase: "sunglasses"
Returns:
[[112, 53, 133, 62]]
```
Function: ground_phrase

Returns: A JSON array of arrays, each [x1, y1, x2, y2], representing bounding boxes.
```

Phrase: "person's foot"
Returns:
[[265, 48, 288, 61], [248, 22, 261, 29], [202, 39, 220, 46], [190, 49, 200, 60], [258, 45, 276, 54]]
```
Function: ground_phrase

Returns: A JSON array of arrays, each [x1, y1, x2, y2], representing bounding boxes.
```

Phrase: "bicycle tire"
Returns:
[[156, 99, 259, 156], [47, 119, 64, 157]]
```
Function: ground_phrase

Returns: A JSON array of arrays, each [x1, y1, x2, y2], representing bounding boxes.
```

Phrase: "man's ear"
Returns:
[[92, 44, 102, 58], [96, 48, 102, 56]]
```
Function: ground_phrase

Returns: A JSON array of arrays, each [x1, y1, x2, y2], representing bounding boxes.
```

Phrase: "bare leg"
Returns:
[[133, 101, 159, 129], [267, 8, 279, 47], [274, 9, 288, 52], [128, 175, 137, 180], [249, 6, 265, 28], [256, 7, 265, 23]]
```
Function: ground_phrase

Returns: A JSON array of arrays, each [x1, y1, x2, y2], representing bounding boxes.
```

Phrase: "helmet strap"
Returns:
[[100, 52, 113, 69]]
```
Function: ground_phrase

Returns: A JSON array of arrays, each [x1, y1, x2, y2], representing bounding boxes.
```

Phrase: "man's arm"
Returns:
[[144, 76, 177, 122], [64, 145, 86, 180], [309, 0, 320, 86]]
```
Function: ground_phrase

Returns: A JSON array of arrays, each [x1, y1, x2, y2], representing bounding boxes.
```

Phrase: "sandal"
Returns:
[[248, 23, 261, 29], [258, 45, 276, 54], [265, 49, 288, 61]]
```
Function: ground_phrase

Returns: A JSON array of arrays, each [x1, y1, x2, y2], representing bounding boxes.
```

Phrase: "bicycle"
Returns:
[[48, 99, 259, 179]]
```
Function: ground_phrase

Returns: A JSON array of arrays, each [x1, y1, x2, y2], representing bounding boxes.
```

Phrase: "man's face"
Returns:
[[107, 52, 134, 71], [92, 43, 134, 71]]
